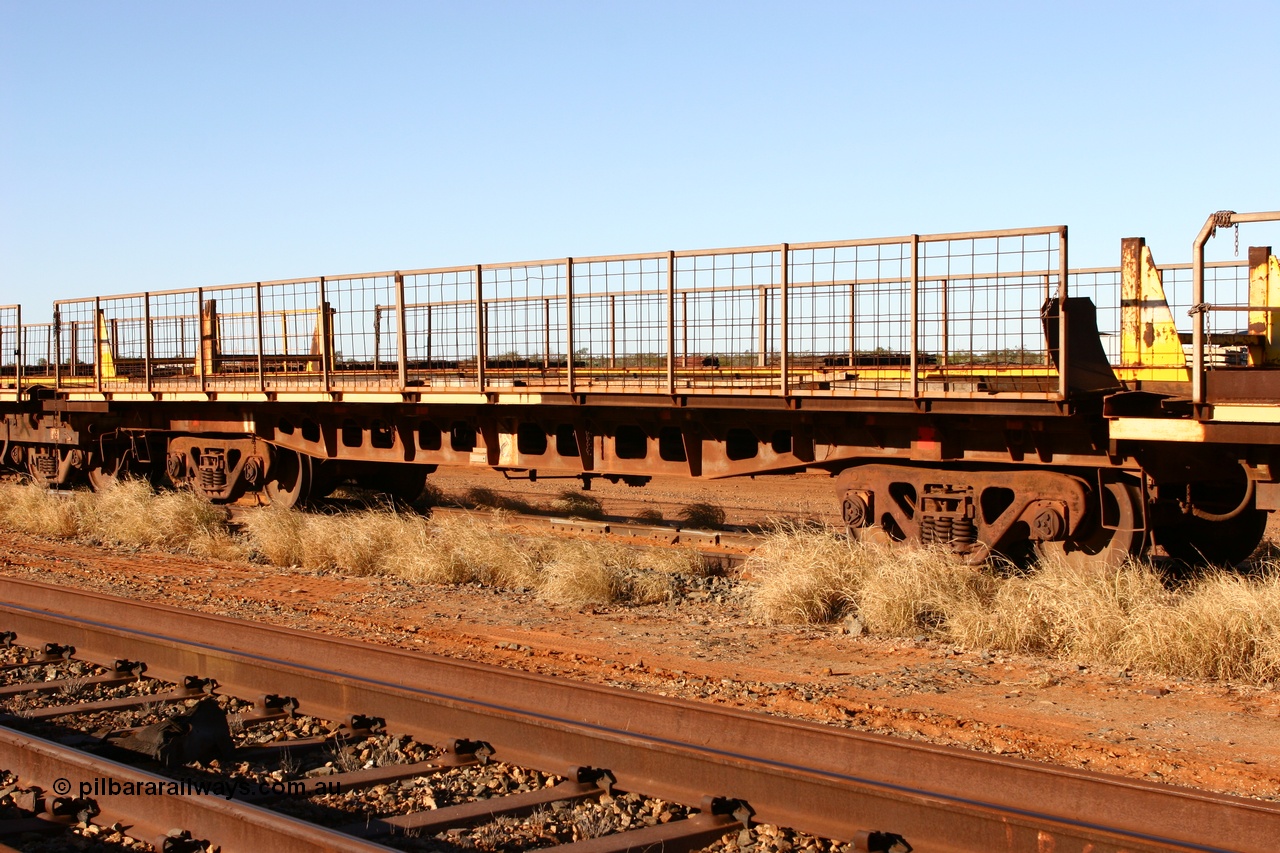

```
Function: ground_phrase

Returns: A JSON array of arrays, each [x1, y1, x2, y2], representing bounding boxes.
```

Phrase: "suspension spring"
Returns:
[[35, 453, 57, 478], [934, 516, 954, 545], [198, 453, 226, 490], [952, 517, 977, 545]]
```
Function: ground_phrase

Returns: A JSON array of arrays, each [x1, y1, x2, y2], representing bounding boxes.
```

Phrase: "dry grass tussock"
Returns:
[[747, 523, 1280, 684], [1116, 567, 1280, 682], [461, 486, 535, 514], [385, 511, 545, 588], [553, 489, 605, 520], [678, 502, 726, 529], [746, 523, 986, 631], [250, 505, 691, 604], [0, 480, 243, 558], [0, 480, 699, 608], [538, 541, 675, 606], [0, 482, 80, 538], [243, 505, 419, 575]]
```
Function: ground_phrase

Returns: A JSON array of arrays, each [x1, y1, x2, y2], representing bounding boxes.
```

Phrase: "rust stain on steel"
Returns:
[[1247, 247, 1280, 366], [1, 580, 1276, 853], [1118, 238, 1187, 373]]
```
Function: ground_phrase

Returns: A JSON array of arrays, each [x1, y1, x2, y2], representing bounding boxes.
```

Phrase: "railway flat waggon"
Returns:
[[2, 210, 1278, 567]]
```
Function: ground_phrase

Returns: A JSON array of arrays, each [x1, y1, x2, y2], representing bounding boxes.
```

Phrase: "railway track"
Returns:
[[0, 580, 1275, 852]]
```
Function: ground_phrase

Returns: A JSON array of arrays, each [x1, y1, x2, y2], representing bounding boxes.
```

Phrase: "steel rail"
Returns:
[[0, 725, 396, 853], [1, 578, 1277, 853]]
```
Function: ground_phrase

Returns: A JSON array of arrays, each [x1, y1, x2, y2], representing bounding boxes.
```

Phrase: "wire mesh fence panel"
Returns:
[[1067, 269, 1121, 363], [145, 291, 202, 390], [403, 268, 477, 388], [199, 284, 262, 391], [0, 307, 17, 383], [1171, 263, 1250, 325], [9, 225, 1103, 401], [1164, 261, 1253, 367], [92, 295, 149, 383], [915, 231, 1061, 397], [322, 274, 397, 389], [570, 255, 668, 390], [21, 324, 55, 382], [482, 261, 568, 389], [672, 249, 779, 387], [787, 241, 913, 394], [258, 280, 323, 392], [52, 299, 101, 388]]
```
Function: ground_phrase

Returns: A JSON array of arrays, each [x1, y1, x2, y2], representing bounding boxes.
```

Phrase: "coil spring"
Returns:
[[198, 454, 226, 490], [952, 517, 977, 545], [934, 516, 953, 545], [34, 453, 57, 477], [919, 516, 935, 543]]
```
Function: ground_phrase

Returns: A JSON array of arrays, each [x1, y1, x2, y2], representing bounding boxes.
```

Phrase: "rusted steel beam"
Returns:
[[1, 581, 1276, 852]]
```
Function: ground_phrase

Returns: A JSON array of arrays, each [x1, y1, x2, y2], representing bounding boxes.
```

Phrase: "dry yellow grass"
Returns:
[[1116, 567, 1280, 682], [0, 482, 80, 539], [745, 523, 862, 623], [553, 489, 605, 520], [537, 540, 675, 606], [0, 480, 242, 558], [849, 544, 993, 636], [678, 502, 726, 529], [241, 504, 308, 566], [632, 544, 713, 577], [5, 480, 1279, 684], [245, 505, 433, 576], [944, 557, 1167, 659], [746, 523, 1280, 684], [539, 541, 627, 606], [386, 511, 544, 588]]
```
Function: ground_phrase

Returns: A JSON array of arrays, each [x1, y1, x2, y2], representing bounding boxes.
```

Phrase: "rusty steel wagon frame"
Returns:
[[2, 212, 1280, 568]]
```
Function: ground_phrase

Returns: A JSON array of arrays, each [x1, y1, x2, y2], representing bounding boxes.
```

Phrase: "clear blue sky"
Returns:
[[2, 1, 1277, 311]]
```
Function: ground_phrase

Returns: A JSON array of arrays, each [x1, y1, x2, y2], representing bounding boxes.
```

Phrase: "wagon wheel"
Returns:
[[86, 444, 139, 492], [1036, 480, 1144, 569], [1152, 510, 1267, 568], [264, 448, 313, 509], [1151, 476, 1268, 568]]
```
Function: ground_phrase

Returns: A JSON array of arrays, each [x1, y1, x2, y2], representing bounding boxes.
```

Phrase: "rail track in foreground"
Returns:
[[0, 579, 1276, 853]]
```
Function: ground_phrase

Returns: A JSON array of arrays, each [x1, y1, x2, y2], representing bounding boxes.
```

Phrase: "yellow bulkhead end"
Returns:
[[1247, 246, 1280, 366], [1116, 237, 1189, 383], [96, 309, 116, 380]]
